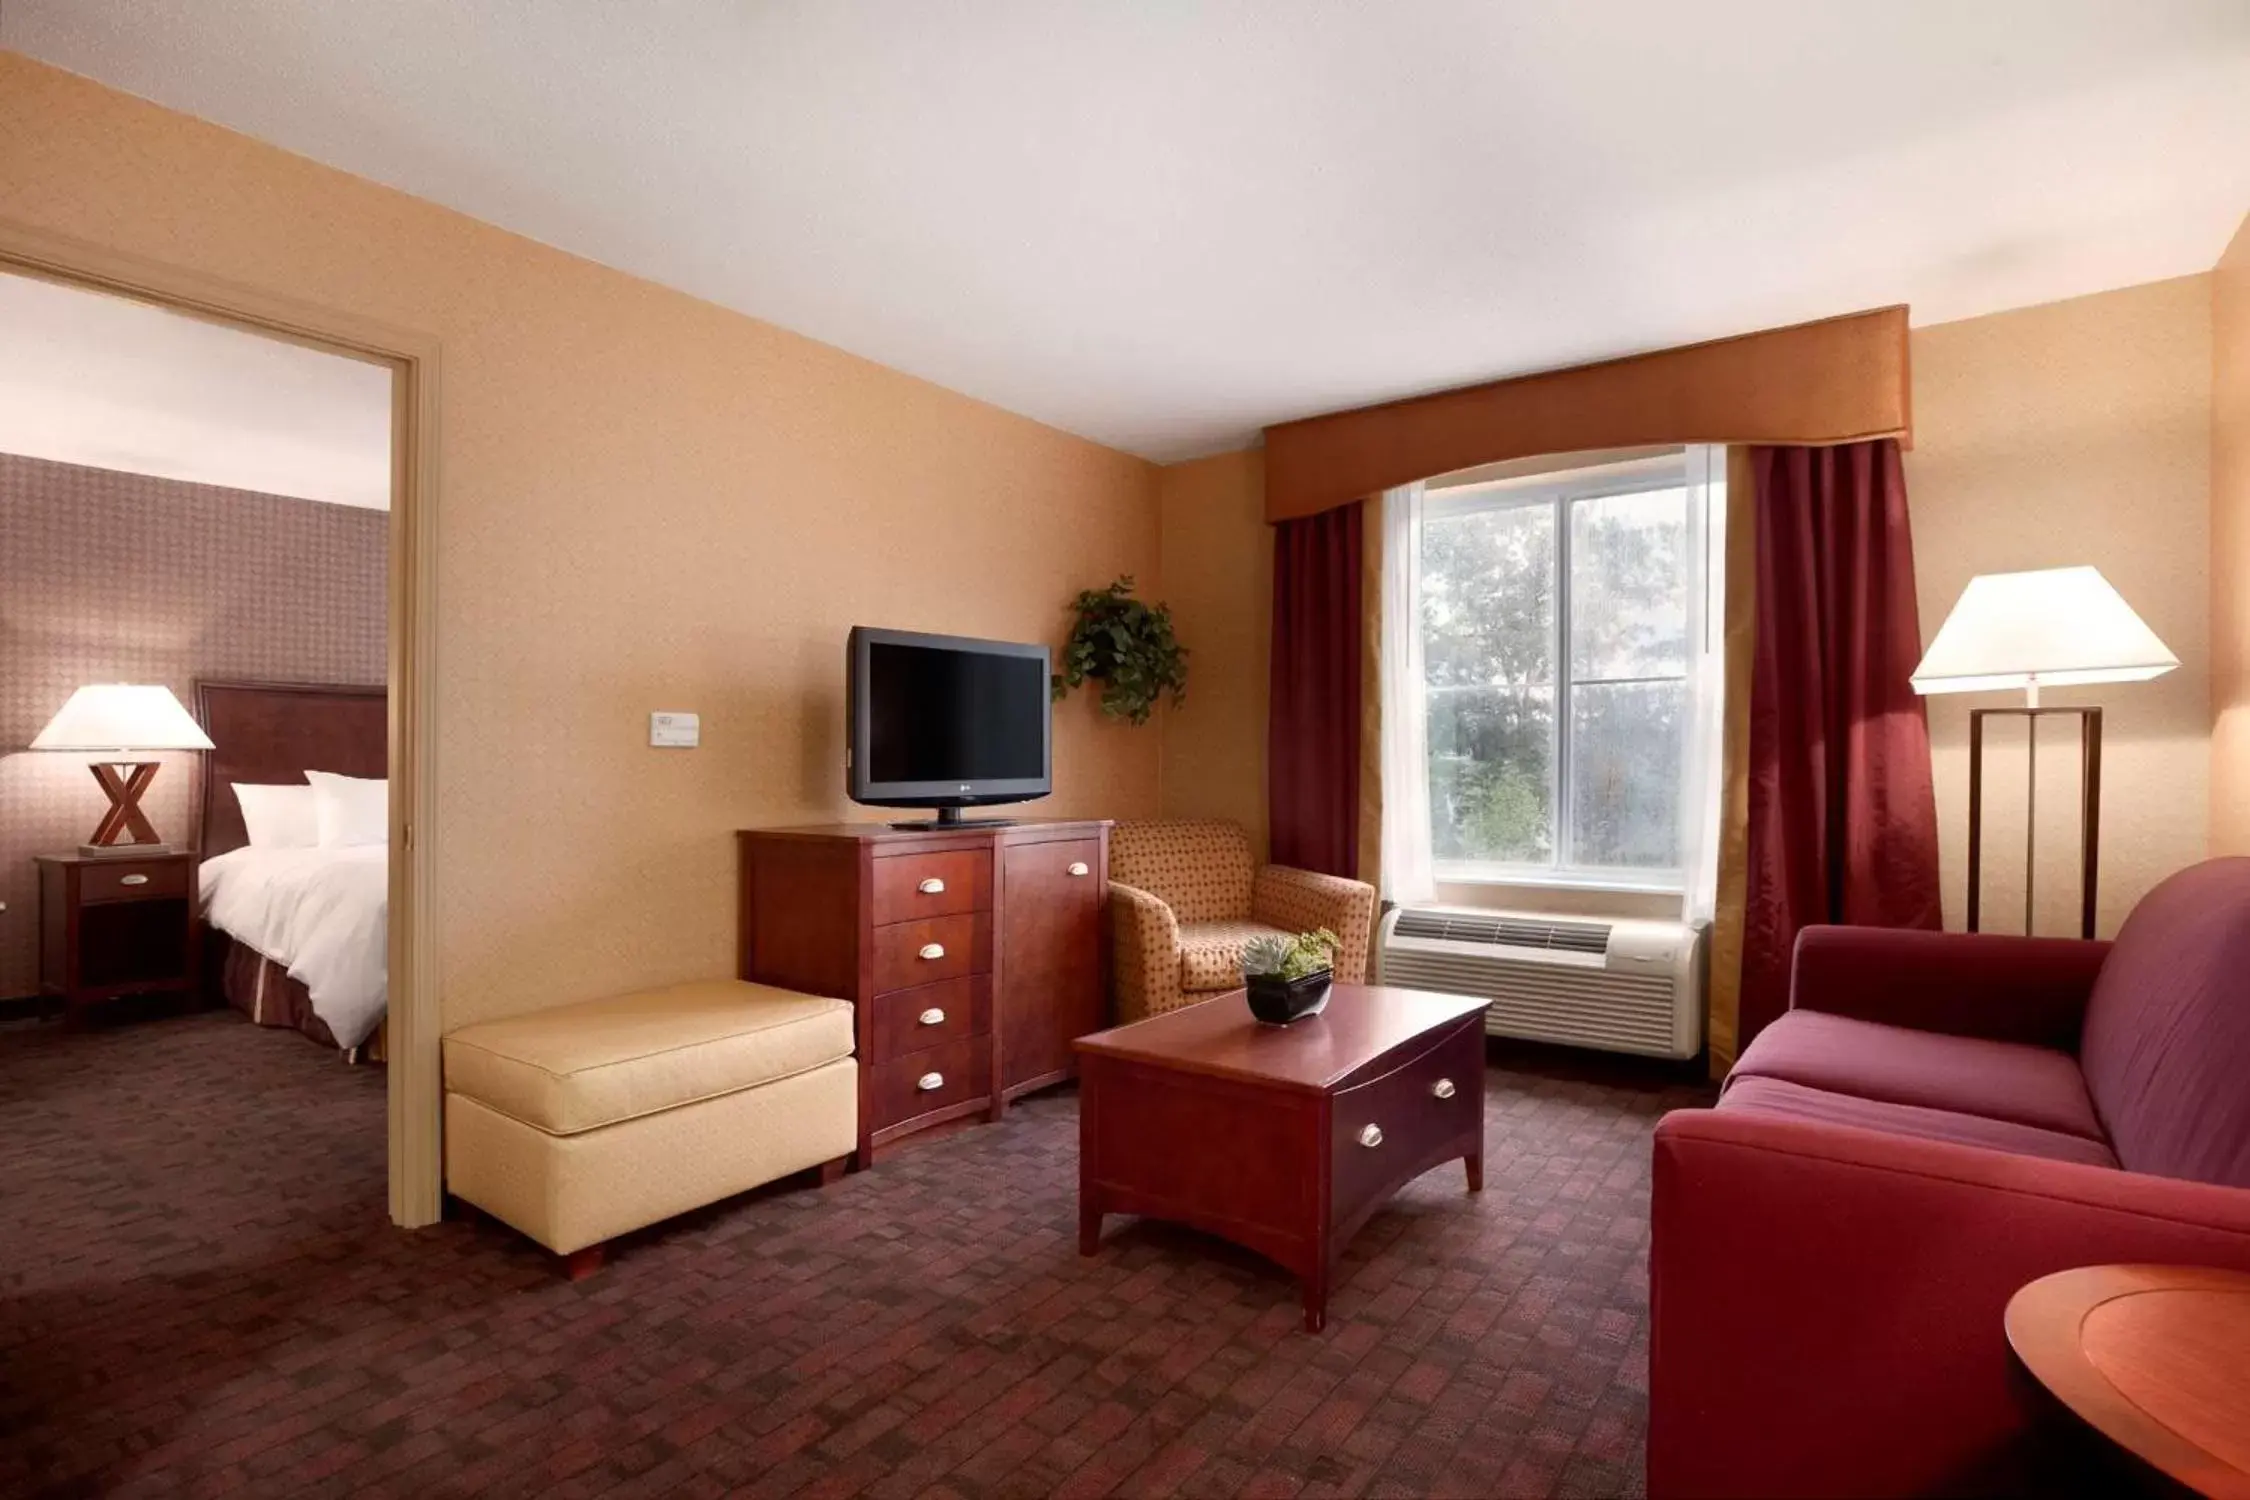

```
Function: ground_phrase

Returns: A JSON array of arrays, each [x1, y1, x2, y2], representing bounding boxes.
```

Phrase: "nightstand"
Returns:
[[36, 851, 202, 1021]]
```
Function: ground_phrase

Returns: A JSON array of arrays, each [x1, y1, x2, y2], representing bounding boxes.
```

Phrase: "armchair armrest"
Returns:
[[1252, 865, 1378, 983], [1107, 882, 1183, 1023], [1650, 1106, 2250, 1498], [1789, 926, 2110, 1049]]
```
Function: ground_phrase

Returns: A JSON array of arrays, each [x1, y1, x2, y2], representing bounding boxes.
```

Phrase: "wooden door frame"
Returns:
[[0, 217, 445, 1228]]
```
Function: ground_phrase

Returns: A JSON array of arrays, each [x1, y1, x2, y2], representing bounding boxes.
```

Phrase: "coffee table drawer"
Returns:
[[1329, 1017, 1484, 1228], [872, 1035, 991, 1129]]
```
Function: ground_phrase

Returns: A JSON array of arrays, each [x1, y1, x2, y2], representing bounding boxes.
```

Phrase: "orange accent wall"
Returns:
[[0, 53, 1162, 1026], [2215, 213, 2250, 854], [1155, 449, 1270, 854]]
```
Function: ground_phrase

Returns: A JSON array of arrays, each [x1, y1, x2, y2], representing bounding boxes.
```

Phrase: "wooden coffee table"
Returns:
[[1074, 982, 1487, 1332], [2005, 1264, 2250, 1499]]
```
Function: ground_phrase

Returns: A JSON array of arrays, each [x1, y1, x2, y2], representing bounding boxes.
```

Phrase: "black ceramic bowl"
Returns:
[[1246, 969, 1333, 1025]]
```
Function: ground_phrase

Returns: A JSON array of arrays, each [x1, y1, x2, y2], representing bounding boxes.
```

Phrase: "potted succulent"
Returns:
[[1240, 928, 1340, 1025]]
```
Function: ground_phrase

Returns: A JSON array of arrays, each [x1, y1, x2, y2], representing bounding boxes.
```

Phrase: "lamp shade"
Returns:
[[29, 684, 216, 753], [1911, 566, 2177, 697]]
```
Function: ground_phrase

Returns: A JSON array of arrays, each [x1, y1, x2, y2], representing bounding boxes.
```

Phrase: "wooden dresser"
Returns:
[[737, 819, 1110, 1166]]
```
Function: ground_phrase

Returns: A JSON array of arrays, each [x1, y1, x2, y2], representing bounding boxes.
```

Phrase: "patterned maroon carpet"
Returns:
[[0, 1009, 1711, 1499]]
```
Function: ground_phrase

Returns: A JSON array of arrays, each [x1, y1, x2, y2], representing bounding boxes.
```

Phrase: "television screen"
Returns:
[[847, 627, 1051, 823], [865, 640, 1046, 784]]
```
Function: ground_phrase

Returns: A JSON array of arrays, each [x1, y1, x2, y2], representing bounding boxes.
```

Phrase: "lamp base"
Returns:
[[77, 841, 176, 859], [83, 760, 167, 853]]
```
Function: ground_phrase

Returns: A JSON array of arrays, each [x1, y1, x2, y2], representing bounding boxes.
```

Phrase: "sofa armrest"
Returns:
[[1650, 1106, 2250, 1499], [1108, 882, 1183, 1023], [1789, 925, 2110, 1049], [1251, 865, 1378, 984]]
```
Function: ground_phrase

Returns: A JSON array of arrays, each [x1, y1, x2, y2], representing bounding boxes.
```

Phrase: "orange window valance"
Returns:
[[1261, 305, 1910, 523]]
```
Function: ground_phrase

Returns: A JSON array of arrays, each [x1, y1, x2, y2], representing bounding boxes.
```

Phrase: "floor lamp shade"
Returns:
[[1910, 567, 2175, 939], [31, 684, 215, 854], [1911, 566, 2178, 702]]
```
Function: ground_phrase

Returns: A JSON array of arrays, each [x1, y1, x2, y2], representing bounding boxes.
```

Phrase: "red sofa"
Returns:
[[1650, 858, 2250, 1498]]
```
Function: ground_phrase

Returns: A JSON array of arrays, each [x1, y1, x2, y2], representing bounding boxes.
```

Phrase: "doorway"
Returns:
[[0, 217, 442, 1227]]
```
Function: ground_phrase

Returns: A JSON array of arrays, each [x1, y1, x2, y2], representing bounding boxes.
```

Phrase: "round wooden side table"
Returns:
[[2005, 1264, 2250, 1499]]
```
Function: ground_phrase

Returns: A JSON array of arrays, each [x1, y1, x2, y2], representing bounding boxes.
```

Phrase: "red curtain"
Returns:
[[1268, 500, 1364, 878], [1742, 440, 1942, 1047]]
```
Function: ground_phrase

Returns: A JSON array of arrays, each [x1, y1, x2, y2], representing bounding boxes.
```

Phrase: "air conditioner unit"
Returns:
[[1376, 905, 1704, 1059]]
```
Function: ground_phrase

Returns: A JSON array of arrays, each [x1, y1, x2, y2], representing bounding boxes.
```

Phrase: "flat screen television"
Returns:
[[846, 625, 1051, 827]]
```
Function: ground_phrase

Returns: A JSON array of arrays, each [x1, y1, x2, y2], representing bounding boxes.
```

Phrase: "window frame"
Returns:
[[1422, 454, 1701, 892]]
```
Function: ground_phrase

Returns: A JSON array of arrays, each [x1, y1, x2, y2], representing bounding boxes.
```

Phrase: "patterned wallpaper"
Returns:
[[0, 453, 386, 999]]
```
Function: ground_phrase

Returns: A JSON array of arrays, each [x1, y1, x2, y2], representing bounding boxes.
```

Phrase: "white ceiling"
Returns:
[[0, 270, 393, 508], [9, 2, 2248, 462]]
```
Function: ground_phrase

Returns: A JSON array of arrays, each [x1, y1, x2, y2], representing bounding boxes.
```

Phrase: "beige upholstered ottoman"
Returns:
[[443, 979, 856, 1273]]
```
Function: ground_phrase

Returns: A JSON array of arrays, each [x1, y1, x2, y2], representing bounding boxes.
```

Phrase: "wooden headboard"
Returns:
[[193, 680, 388, 857]]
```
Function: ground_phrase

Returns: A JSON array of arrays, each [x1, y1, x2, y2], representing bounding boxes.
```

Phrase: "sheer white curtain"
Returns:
[[1678, 445, 1728, 926], [1378, 481, 1436, 905]]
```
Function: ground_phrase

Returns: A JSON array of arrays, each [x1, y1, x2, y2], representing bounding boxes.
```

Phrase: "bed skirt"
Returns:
[[211, 929, 387, 1063]]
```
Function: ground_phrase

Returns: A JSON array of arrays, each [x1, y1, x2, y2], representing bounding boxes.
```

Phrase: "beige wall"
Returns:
[[1155, 449, 1270, 852], [1907, 276, 2212, 936], [2214, 214, 2250, 854], [0, 54, 1163, 1025]]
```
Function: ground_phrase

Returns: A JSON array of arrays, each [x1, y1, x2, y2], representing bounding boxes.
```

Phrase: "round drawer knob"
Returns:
[[918, 1007, 946, 1026], [1067, 862, 1089, 877], [1357, 1123, 1384, 1149], [918, 943, 945, 961], [917, 1071, 945, 1092], [119, 873, 150, 887], [918, 877, 946, 894], [1431, 1078, 1457, 1100]]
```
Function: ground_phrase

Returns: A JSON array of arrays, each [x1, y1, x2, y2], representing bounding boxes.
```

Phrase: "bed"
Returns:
[[192, 680, 389, 1059]]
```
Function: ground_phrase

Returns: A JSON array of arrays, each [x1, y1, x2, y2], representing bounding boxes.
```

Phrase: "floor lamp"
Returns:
[[1911, 567, 2177, 939]]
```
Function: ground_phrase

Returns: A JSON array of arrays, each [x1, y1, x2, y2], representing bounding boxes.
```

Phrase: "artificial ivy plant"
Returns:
[[1050, 576, 1188, 726]]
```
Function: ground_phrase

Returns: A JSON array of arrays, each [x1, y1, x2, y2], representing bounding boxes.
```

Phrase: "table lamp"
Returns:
[[1911, 566, 2177, 937], [30, 684, 216, 856]]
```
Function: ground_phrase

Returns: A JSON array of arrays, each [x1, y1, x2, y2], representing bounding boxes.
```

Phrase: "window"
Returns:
[[1420, 458, 1702, 887]]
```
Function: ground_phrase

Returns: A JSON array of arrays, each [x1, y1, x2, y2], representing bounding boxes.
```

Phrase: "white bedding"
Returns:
[[200, 845, 388, 1047]]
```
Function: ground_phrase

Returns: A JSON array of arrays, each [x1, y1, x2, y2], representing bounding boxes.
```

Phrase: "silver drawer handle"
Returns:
[[1067, 862, 1089, 877], [918, 1007, 946, 1026], [918, 942, 945, 961], [1357, 1123, 1384, 1149], [918, 877, 945, 894], [917, 1071, 944, 1092], [1431, 1078, 1456, 1100], [119, 873, 150, 887]]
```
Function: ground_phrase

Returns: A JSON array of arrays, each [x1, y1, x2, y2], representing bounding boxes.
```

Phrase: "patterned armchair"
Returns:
[[1108, 819, 1378, 1024]]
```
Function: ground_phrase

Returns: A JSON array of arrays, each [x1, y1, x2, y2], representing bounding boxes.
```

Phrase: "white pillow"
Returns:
[[305, 770, 388, 849], [232, 782, 318, 849]]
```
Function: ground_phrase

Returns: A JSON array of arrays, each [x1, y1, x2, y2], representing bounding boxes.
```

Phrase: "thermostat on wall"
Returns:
[[650, 711, 700, 748]]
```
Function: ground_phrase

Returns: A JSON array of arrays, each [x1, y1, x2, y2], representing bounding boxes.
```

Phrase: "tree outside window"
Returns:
[[1421, 462, 1696, 884]]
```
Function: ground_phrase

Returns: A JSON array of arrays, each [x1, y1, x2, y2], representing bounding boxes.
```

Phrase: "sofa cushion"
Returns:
[[1178, 919, 1293, 992], [443, 979, 853, 1136], [2079, 857, 2250, 1187], [1731, 1009, 2104, 1142], [1718, 1075, 2120, 1169], [1111, 819, 1256, 924]]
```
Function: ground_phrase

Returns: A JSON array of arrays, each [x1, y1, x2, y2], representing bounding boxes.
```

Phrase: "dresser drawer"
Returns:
[[873, 849, 989, 926], [873, 913, 989, 994], [870, 975, 991, 1063], [872, 1035, 992, 1130], [1328, 1017, 1484, 1229], [79, 860, 189, 904]]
